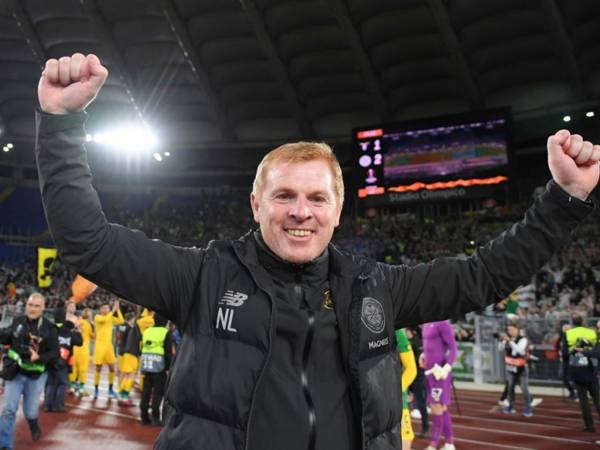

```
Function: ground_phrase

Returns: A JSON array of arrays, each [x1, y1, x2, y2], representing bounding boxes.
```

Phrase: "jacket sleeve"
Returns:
[[164, 330, 174, 369], [71, 331, 83, 347], [399, 350, 417, 391], [0, 325, 13, 345], [440, 322, 458, 365], [39, 324, 59, 366], [35, 110, 204, 326], [385, 181, 594, 328], [509, 337, 528, 356], [113, 309, 124, 326]]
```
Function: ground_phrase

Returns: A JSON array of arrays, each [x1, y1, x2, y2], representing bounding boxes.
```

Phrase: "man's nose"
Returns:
[[289, 195, 311, 220]]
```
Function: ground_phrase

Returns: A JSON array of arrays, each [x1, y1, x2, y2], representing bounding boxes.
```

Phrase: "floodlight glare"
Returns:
[[153, 152, 163, 162], [2, 146, 9, 153], [6, 143, 13, 149], [586, 111, 595, 118], [164, 151, 171, 157], [90, 126, 158, 154], [562, 115, 571, 122], [85, 134, 93, 142]]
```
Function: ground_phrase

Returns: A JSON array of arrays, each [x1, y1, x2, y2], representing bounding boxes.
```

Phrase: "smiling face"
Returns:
[[251, 159, 342, 264]]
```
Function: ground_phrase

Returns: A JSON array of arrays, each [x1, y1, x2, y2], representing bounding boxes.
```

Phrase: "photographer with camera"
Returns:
[[499, 321, 533, 417], [0, 293, 59, 449], [565, 313, 600, 432]]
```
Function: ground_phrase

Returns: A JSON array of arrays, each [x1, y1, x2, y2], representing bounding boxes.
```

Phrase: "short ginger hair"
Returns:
[[252, 141, 344, 206]]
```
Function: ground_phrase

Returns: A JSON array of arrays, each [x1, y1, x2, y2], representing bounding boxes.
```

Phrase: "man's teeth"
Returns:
[[287, 229, 313, 237]]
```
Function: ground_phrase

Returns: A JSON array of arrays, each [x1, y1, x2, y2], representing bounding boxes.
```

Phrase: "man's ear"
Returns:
[[250, 192, 260, 223], [334, 203, 342, 227]]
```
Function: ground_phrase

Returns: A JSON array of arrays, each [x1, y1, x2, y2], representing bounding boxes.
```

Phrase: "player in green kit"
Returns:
[[396, 328, 418, 450]]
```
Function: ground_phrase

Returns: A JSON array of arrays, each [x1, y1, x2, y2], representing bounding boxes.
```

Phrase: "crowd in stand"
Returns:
[[1, 190, 599, 341]]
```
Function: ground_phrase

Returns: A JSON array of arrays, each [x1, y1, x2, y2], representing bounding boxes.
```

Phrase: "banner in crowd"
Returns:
[[37, 247, 57, 288], [452, 341, 475, 380], [71, 274, 98, 303]]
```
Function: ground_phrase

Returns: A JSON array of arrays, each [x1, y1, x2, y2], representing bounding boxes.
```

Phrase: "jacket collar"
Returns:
[[233, 229, 374, 281]]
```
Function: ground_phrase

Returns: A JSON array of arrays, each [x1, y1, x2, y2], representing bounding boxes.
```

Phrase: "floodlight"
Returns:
[[90, 126, 158, 154]]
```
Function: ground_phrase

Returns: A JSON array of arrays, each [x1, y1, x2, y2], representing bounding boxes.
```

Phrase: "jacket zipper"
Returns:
[[241, 267, 276, 450], [296, 276, 317, 450], [353, 272, 370, 448]]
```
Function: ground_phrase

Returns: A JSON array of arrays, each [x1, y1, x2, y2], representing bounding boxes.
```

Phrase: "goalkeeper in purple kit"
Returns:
[[422, 320, 458, 450]]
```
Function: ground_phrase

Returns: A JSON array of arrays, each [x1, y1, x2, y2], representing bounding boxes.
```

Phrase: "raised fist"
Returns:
[[547, 130, 600, 200], [38, 53, 108, 114]]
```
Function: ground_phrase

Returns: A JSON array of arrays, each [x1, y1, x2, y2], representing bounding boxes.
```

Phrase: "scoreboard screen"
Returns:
[[353, 109, 510, 204]]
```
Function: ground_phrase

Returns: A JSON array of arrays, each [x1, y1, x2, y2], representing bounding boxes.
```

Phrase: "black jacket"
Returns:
[[52, 306, 83, 370], [119, 322, 142, 357], [54, 320, 83, 371], [0, 315, 59, 378], [36, 111, 593, 450]]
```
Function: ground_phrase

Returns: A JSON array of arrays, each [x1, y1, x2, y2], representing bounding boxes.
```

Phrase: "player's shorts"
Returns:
[[118, 353, 139, 373], [73, 344, 89, 360], [71, 345, 90, 382], [426, 373, 452, 405], [93, 344, 116, 365], [401, 408, 414, 441]]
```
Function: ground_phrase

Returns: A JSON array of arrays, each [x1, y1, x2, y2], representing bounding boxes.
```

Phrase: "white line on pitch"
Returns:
[[65, 401, 139, 420], [452, 437, 536, 450], [450, 413, 572, 430], [448, 405, 584, 423], [452, 424, 592, 444]]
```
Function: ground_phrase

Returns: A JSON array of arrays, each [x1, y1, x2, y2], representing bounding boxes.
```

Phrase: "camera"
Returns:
[[11, 324, 34, 361]]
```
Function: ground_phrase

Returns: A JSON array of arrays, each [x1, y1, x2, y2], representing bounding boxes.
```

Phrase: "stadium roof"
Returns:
[[0, 0, 599, 178]]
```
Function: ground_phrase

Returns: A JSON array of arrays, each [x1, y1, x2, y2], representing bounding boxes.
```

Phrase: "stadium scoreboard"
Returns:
[[353, 109, 511, 208]]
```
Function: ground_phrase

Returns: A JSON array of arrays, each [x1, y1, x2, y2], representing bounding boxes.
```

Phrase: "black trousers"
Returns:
[[499, 380, 508, 401], [575, 381, 600, 430], [409, 373, 429, 432], [140, 372, 166, 421], [505, 368, 531, 409], [560, 361, 577, 397]]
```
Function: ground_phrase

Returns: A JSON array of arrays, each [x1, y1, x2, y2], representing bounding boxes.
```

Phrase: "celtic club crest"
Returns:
[[361, 297, 385, 334]]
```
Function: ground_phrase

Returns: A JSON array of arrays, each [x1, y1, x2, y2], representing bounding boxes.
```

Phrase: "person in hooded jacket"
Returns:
[[45, 304, 83, 412]]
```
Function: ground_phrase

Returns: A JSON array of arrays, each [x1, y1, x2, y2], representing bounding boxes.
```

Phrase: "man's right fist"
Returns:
[[38, 53, 108, 114]]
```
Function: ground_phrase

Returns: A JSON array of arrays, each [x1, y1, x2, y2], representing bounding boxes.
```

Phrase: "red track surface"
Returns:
[[6, 387, 600, 449]]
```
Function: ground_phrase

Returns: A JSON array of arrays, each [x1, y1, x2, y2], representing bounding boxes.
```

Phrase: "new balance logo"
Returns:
[[219, 290, 248, 307], [216, 290, 248, 334]]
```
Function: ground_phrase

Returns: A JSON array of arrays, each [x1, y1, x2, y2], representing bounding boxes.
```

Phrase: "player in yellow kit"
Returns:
[[93, 300, 124, 399], [396, 328, 418, 450], [137, 309, 155, 335], [69, 307, 94, 397]]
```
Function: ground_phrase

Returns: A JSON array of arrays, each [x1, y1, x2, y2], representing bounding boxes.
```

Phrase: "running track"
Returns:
[[8, 387, 600, 449]]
